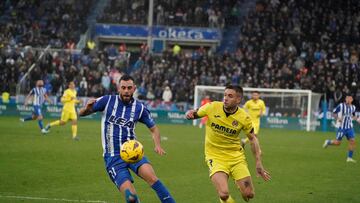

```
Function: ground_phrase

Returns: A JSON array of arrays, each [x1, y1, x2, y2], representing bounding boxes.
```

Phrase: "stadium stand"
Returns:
[[1, 0, 360, 111], [97, 0, 242, 28]]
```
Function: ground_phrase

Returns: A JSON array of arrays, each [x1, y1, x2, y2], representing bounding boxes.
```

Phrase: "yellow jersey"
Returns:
[[243, 99, 266, 123], [61, 88, 79, 113], [197, 101, 254, 160]]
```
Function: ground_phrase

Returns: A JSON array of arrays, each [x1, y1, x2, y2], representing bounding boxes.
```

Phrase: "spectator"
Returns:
[[162, 86, 172, 103]]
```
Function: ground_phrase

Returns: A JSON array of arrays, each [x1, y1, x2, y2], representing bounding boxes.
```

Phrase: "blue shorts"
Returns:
[[336, 128, 355, 141], [104, 155, 150, 188], [33, 105, 42, 116]]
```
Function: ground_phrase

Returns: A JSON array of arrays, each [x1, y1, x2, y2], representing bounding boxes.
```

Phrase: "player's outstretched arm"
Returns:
[[149, 125, 166, 156], [185, 109, 201, 120], [248, 133, 271, 181], [79, 99, 96, 116]]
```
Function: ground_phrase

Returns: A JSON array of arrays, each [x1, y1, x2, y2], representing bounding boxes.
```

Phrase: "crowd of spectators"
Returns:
[[97, 0, 243, 28], [236, 0, 360, 108], [2, 0, 360, 111], [0, 0, 94, 48]]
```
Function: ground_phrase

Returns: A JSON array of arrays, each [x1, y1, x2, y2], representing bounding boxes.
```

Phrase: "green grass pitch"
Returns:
[[0, 116, 359, 203]]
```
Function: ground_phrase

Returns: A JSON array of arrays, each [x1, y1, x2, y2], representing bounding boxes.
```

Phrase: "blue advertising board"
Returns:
[[95, 24, 221, 41]]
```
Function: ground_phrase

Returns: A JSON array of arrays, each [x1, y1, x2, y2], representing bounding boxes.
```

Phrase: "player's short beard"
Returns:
[[120, 94, 132, 103]]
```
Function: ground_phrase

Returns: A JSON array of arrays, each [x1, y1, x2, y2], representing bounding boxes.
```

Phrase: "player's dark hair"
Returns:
[[252, 90, 260, 94], [225, 85, 243, 96], [119, 74, 134, 82]]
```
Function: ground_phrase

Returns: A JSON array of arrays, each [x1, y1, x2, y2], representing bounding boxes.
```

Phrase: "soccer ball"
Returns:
[[120, 140, 144, 163]]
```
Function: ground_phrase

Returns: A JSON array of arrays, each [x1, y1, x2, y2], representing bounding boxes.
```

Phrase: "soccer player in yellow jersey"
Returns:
[[45, 81, 82, 140], [242, 91, 266, 145], [186, 85, 270, 203]]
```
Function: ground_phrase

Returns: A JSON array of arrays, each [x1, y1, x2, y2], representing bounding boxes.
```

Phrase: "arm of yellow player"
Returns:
[[149, 125, 166, 156], [260, 101, 266, 116], [185, 102, 210, 120], [60, 91, 72, 103], [247, 132, 271, 181]]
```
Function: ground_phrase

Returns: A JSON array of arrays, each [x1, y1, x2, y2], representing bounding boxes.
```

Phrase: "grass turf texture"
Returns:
[[0, 116, 359, 203]]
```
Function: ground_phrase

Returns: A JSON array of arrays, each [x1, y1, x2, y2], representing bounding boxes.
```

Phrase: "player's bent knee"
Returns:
[[218, 190, 230, 200], [242, 187, 254, 200]]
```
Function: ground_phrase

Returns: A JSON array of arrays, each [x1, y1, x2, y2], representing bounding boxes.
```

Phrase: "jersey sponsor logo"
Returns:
[[107, 115, 135, 128], [211, 122, 237, 135], [214, 115, 221, 118], [232, 120, 239, 127]]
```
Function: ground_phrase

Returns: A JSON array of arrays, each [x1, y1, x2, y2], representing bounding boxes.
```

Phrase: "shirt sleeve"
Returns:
[[242, 114, 254, 135], [333, 104, 341, 114], [29, 89, 34, 95], [139, 107, 156, 128], [92, 95, 110, 112], [261, 101, 266, 112], [197, 102, 212, 117]]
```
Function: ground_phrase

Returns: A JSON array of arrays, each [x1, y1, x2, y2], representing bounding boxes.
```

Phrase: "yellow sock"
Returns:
[[220, 196, 235, 203], [50, 120, 61, 127], [72, 125, 77, 138]]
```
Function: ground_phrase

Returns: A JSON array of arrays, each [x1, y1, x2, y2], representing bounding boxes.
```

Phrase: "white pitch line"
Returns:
[[0, 194, 107, 203]]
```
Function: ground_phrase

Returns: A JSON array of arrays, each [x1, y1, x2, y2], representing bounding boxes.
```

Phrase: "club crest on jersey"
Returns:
[[232, 120, 238, 127], [108, 115, 134, 128]]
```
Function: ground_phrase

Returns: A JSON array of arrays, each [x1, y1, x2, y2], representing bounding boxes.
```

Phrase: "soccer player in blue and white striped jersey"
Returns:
[[79, 75, 175, 203], [323, 94, 360, 163], [21, 80, 52, 134]]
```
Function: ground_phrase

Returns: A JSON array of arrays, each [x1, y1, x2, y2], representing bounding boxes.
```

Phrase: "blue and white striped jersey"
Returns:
[[92, 95, 155, 157], [333, 103, 356, 129], [30, 87, 47, 106]]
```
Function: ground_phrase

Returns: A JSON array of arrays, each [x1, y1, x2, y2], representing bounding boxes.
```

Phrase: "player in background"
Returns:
[[323, 94, 360, 163], [186, 85, 270, 203], [44, 81, 81, 140], [20, 80, 52, 134], [241, 91, 266, 146], [199, 95, 211, 128], [78, 75, 175, 203]]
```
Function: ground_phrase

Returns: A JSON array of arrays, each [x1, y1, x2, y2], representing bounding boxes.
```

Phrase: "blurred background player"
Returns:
[[199, 95, 211, 128], [44, 81, 81, 140], [79, 75, 175, 203], [186, 85, 270, 203], [323, 94, 360, 163], [20, 80, 52, 134], [241, 91, 266, 146]]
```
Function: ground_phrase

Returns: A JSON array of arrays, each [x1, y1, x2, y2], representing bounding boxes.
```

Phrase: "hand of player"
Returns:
[[185, 110, 196, 120], [256, 161, 271, 181], [85, 99, 96, 108], [154, 145, 166, 156]]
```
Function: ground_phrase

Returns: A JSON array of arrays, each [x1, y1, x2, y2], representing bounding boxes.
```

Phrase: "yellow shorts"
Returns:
[[206, 156, 250, 181], [60, 110, 77, 122]]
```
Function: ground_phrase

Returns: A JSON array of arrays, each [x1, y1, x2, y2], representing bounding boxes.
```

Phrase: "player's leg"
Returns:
[[211, 172, 235, 203], [232, 158, 253, 201], [45, 111, 67, 130], [105, 156, 140, 203], [235, 176, 255, 202], [346, 129, 356, 163], [206, 158, 234, 203], [70, 112, 78, 140], [119, 180, 139, 203], [21, 106, 38, 122], [323, 128, 342, 148], [133, 160, 175, 203]]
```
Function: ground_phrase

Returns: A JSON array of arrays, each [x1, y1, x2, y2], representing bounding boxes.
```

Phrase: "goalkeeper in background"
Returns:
[[242, 91, 266, 146], [45, 81, 82, 140]]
